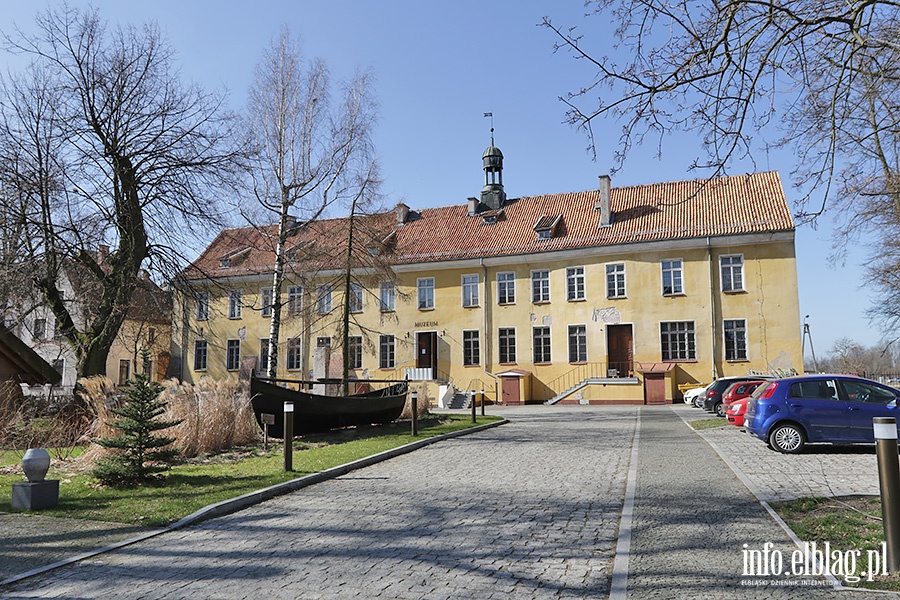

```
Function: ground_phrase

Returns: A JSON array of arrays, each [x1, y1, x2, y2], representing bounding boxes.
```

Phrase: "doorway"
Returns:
[[416, 331, 437, 373], [607, 324, 633, 377]]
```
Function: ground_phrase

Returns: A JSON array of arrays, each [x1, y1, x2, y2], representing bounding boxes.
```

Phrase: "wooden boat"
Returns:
[[249, 376, 409, 435]]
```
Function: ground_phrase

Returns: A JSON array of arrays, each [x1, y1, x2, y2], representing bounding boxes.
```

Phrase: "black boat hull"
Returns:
[[250, 378, 408, 435]]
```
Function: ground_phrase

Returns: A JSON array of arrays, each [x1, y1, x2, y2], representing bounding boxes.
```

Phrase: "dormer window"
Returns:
[[218, 246, 251, 268], [534, 215, 563, 240], [480, 208, 503, 225]]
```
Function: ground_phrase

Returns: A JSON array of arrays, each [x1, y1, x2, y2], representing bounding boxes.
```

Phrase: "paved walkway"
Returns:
[[2, 405, 899, 598]]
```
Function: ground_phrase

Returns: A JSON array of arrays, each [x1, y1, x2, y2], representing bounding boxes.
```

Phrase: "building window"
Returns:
[[52, 358, 64, 378], [463, 330, 480, 366], [498, 327, 516, 364], [418, 277, 434, 310], [193, 340, 208, 371], [118, 359, 130, 386], [226, 339, 241, 371], [724, 319, 748, 361], [566, 267, 585, 301], [317, 284, 333, 314], [349, 283, 363, 313], [33, 318, 46, 340], [661, 259, 683, 295], [531, 270, 550, 303], [379, 282, 395, 312], [260, 287, 274, 317], [462, 275, 479, 307], [720, 255, 744, 292], [533, 326, 551, 363], [228, 290, 242, 319], [259, 338, 271, 372], [196, 291, 209, 321], [568, 325, 587, 363], [379, 334, 395, 369], [497, 272, 515, 305], [348, 335, 363, 369], [660, 321, 696, 361], [606, 263, 626, 298], [317, 336, 331, 348], [286, 338, 302, 370], [288, 285, 303, 316]]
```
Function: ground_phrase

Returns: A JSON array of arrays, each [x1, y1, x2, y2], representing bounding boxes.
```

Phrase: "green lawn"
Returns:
[[0, 415, 501, 527], [689, 417, 729, 430]]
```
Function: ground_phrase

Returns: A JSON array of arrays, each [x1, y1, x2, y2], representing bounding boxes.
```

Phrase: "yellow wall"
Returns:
[[175, 235, 802, 404]]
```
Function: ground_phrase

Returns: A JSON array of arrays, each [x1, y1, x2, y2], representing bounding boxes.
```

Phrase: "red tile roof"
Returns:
[[185, 171, 793, 279]]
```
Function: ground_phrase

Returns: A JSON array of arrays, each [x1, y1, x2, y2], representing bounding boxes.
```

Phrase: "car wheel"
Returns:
[[769, 423, 805, 454], [693, 397, 703, 409], [715, 402, 725, 418]]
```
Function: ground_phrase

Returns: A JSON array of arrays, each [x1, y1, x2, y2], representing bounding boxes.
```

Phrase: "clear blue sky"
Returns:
[[1, 0, 881, 355]]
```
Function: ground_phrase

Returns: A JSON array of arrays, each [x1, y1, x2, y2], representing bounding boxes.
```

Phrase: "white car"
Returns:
[[683, 384, 711, 406]]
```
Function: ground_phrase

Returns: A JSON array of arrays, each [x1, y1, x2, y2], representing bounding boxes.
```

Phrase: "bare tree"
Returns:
[[0, 6, 237, 377], [242, 28, 378, 379]]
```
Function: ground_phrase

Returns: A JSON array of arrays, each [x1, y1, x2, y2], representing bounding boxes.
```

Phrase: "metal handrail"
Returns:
[[541, 362, 633, 401]]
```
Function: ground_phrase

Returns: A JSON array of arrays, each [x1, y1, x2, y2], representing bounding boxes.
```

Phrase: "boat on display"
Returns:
[[249, 376, 409, 435]]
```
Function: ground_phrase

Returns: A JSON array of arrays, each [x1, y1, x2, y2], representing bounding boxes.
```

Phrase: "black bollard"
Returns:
[[284, 401, 294, 472], [411, 391, 418, 436], [875, 416, 900, 572]]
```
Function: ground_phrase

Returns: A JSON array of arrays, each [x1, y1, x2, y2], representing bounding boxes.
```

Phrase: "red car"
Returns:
[[722, 380, 766, 425], [726, 396, 750, 426]]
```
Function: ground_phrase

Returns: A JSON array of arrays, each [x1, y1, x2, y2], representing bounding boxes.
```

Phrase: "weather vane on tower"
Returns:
[[484, 112, 494, 145]]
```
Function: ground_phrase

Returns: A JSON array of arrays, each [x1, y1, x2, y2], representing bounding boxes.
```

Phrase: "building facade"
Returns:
[[173, 147, 802, 405]]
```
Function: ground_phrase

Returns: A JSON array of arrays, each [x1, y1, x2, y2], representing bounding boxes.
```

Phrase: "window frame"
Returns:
[[463, 329, 481, 366], [606, 263, 626, 299], [568, 324, 588, 363], [417, 277, 435, 310], [286, 337, 303, 371], [531, 270, 550, 304], [566, 266, 586, 302], [661, 259, 684, 296], [379, 281, 395, 312], [193, 339, 208, 371], [317, 284, 333, 314], [260, 287, 274, 317], [461, 274, 480, 308], [498, 327, 517, 364], [720, 254, 745, 293], [660, 321, 697, 361], [259, 338, 271, 372], [349, 282, 364, 313], [348, 335, 363, 369], [724, 318, 748, 361], [228, 290, 242, 319], [196, 291, 210, 321], [532, 326, 552, 364], [287, 285, 303, 316], [226, 339, 241, 371], [497, 272, 516, 305], [379, 334, 395, 369]]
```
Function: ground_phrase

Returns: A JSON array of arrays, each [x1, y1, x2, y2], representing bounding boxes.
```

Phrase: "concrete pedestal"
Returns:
[[12, 480, 59, 510]]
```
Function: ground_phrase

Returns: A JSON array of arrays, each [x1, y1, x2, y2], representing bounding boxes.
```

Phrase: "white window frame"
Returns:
[[531, 270, 550, 303], [317, 284, 333, 314], [286, 337, 303, 370], [228, 290, 242, 319], [379, 334, 395, 369], [568, 324, 588, 363], [661, 259, 684, 296], [497, 272, 515, 305], [720, 254, 745, 293], [379, 281, 395, 312], [463, 329, 481, 366], [606, 263, 626, 299], [226, 339, 241, 371], [533, 326, 552, 363], [462, 274, 480, 307], [260, 287, 274, 317], [566, 266, 586, 301], [498, 327, 517, 364], [349, 282, 363, 313], [660, 321, 696, 361], [287, 285, 303, 316], [317, 336, 332, 348], [196, 291, 210, 321], [348, 335, 363, 369], [259, 338, 271, 372], [418, 277, 435, 310], [724, 318, 748, 361], [193, 339, 208, 371]]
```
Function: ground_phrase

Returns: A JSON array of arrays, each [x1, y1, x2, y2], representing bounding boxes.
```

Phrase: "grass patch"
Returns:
[[690, 417, 729, 430], [772, 495, 900, 590], [0, 415, 500, 527]]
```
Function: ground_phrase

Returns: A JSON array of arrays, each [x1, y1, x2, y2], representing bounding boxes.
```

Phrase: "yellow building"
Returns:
[[173, 147, 801, 405]]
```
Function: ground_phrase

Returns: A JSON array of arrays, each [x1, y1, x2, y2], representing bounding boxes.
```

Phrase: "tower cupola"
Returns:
[[480, 144, 506, 210]]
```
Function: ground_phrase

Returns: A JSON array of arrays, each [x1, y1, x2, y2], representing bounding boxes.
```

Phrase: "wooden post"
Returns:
[[283, 401, 294, 472]]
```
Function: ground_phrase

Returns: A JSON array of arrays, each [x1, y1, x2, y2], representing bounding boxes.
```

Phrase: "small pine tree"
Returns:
[[92, 352, 182, 484]]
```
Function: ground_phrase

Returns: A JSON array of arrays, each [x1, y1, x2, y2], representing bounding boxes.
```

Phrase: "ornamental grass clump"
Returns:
[[92, 366, 182, 485]]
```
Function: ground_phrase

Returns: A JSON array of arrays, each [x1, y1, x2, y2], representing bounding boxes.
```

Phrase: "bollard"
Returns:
[[471, 389, 477, 423], [411, 391, 418, 436], [481, 390, 485, 416], [284, 401, 294, 472], [875, 416, 900, 572]]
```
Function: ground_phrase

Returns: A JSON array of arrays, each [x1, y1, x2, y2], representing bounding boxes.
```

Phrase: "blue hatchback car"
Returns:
[[745, 374, 900, 453]]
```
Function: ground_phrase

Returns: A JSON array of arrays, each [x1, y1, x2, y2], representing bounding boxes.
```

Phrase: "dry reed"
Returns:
[[400, 382, 432, 420]]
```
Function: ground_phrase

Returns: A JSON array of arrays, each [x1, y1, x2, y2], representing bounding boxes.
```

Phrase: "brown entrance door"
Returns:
[[644, 373, 666, 404], [501, 376, 520, 405], [416, 331, 437, 370], [607, 324, 633, 376]]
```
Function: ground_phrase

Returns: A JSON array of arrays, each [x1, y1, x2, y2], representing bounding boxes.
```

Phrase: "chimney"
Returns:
[[467, 197, 479, 215], [395, 202, 410, 225], [596, 174, 612, 228]]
